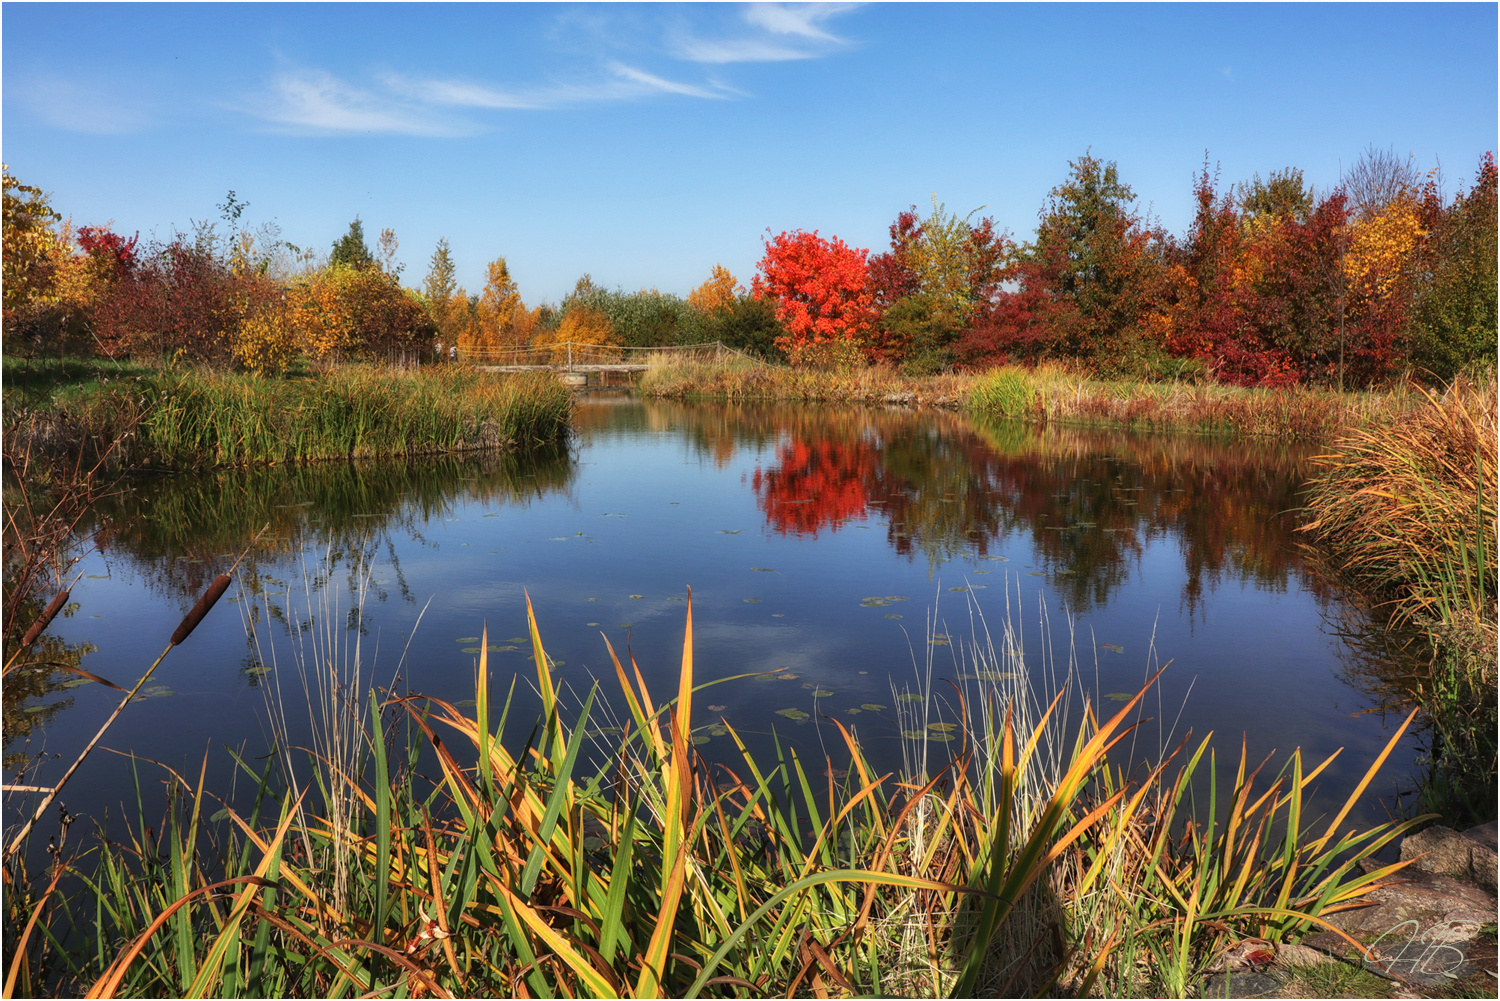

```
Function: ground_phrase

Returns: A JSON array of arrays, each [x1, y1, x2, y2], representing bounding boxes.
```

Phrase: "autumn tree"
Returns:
[[1156, 162, 1291, 385], [1343, 144, 1421, 222], [478, 256, 524, 348], [1410, 152, 1498, 379], [687, 264, 739, 318], [1006, 153, 1170, 372], [751, 229, 875, 364], [1237, 168, 1314, 230], [867, 197, 1012, 370]]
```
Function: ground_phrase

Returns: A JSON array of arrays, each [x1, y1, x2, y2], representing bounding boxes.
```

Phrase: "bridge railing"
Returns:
[[457, 341, 763, 369]]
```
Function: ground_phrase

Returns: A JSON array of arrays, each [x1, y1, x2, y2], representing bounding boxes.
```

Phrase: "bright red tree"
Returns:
[[751, 230, 876, 355]]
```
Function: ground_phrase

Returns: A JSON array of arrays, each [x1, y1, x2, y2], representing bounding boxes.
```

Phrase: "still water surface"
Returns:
[[15, 396, 1423, 840]]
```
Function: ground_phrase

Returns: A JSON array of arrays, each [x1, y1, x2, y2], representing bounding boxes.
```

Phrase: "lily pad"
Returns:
[[707, 704, 727, 712], [692, 734, 712, 745], [456, 636, 481, 643], [1096, 643, 1124, 654], [884, 613, 903, 619], [751, 567, 775, 572], [928, 722, 958, 733], [774, 708, 811, 721], [811, 689, 834, 698], [455, 699, 478, 707], [896, 693, 924, 704], [845, 708, 862, 715], [629, 594, 645, 600], [778, 673, 800, 681], [861, 703, 887, 711], [138, 686, 173, 699], [719, 530, 743, 535], [948, 586, 969, 593], [1104, 692, 1133, 702], [772, 613, 785, 618]]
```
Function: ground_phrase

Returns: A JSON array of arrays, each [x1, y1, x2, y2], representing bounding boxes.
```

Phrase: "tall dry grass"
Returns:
[[1301, 371, 1498, 823], [640, 356, 975, 407]]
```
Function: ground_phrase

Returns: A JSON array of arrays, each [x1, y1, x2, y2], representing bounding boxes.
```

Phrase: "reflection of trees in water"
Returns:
[[737, 407, 1323, 612], [2, 588, 97, 771], [81, 445, 576, 616]]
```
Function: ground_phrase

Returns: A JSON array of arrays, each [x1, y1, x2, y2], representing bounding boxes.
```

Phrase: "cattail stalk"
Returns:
[[20, 590, 71, 648], [5, 574, 236, 859], [171, 574, 232, 646]]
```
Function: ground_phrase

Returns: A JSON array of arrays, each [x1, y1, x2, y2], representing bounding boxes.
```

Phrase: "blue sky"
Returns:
[[4, 2, 1496, 304]]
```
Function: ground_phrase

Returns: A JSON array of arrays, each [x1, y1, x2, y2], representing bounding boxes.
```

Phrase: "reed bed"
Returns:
[[642, 355, 1422, 443], [5, 364, 572, 471], [639, 356, 975, 408], [3, 584, 1426, 999], [968, 364, 1422, 442], [1301, 371, 1498, 823]]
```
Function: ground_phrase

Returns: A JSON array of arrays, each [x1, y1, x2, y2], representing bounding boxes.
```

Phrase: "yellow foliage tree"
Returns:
[[233, 306, 298, 376], [532, 304, 618, 363], [687, 263, 739, 317], [479, 256, 523, 348], [287, 264, 430, 361], [1345, 195, 1425, 301]]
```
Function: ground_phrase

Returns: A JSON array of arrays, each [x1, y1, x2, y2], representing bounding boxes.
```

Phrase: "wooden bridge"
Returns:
[[458, 341, 758, 381]]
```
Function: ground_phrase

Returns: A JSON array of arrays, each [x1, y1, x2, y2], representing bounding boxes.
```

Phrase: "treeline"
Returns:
[[754, 149, 1497, 387], [3, 146, 1495, 387]]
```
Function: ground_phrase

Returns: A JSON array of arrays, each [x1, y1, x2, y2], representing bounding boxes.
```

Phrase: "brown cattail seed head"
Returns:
[[170, 574, 232, 646], [20, 590, 71, 648]]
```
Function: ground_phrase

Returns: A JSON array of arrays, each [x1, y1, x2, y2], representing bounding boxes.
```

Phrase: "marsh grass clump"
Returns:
[[966, 366, 1039, 419], [1301, 371, 1498, 824], [640, 355, 974, 407], [5, 363, 572, 471]]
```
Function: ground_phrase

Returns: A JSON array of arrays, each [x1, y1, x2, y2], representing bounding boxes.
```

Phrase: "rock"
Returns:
[[1401, 821, 1498, 894], [881, 392, 914, 406], [1307, 861, 1496, 987]]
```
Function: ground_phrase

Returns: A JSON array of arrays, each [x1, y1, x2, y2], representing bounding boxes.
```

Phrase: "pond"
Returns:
[[7, 395, 1427, 856]]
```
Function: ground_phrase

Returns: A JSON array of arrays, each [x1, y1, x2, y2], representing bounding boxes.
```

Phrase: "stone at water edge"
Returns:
[[1401, 821, 1498, 894]]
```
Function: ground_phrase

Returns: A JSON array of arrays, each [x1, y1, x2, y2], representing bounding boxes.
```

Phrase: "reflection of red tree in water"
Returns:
[[753, 437, 877, 536]]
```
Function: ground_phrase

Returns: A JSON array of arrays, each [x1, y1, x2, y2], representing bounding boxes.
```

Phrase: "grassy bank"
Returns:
[[639, 354, 976, 407], [640, 356, 1426, 442], [4, 592, 1426, 999], [2, 356, 573, 471], [1301, 373, 1498, 824]]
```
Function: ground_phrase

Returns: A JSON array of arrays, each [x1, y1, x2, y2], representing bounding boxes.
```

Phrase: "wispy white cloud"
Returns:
[[12, 74, 153, 134], [380, 74, 540, 111], [676, 2, 860, 64], [744, 3, 859, 41], [254, 70, 477, 136], [606, 62, 731, 100]]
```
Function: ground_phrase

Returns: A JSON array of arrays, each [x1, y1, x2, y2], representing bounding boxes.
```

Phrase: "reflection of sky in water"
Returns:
[[21, 399, 1423, 854]]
